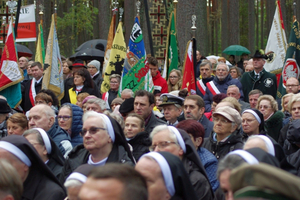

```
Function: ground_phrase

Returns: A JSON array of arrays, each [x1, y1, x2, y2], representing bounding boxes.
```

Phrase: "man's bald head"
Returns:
[[28, 105, 55, 131]]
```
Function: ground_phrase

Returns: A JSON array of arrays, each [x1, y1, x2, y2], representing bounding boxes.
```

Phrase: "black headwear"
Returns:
[[119, 98, 134, 114], [246, 148, 280, 167], [242, 108, 265, 132], [1, 135, 66, 199], [252, 50, 268, 59], [70, 59, 86, 70], [0, 99, 11, 113]]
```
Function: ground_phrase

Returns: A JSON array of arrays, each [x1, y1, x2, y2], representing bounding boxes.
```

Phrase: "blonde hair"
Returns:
[[257, 95, 278, 112], [281, 93, 294, 112], [221, 97, 241, 113], [167, 69, 182, 92], [288, 93, 300, 113]]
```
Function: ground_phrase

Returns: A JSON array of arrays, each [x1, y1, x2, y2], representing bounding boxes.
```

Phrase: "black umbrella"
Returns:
[[69, 48, 104, 62], [75, 39, 107, 52], [16, 44, 33, 57]]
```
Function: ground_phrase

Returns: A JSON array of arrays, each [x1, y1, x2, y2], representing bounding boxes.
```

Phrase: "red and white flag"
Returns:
[[181, 40, 196, 94], [0, 18, 23, 108]]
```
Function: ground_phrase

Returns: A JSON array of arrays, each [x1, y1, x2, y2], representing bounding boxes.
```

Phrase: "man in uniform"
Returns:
[[159, 93, 184, 126]]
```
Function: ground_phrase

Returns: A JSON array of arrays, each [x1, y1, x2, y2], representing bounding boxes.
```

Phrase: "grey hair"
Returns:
[[42, 105, 56, 118], [82, 111, 107, 130], [200, 60, 212, 69], [174, 104, 182, 110], [64, 179, 83, 189], [227, 85, 240, 94], [216, 62, 229, 71], [217, 154, 246, 178], [103, 111, 124, 130], [23, 129, 45, 146], [121, 89, 134, 97], [150, 125, 178, 144], [86, 98, 106, 110]]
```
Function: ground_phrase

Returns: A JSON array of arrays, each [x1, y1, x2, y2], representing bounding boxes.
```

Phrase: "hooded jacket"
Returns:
[[203, 130, 244, 160], [47, 124, 72, 157], [152, 71, 168, 93]]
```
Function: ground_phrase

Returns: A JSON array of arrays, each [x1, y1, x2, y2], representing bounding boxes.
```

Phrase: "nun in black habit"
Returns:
[[0, 135, 66, 200], [140, 151, 198, 200], [59, 112, 135, 183], [23, 128, 65, 179]]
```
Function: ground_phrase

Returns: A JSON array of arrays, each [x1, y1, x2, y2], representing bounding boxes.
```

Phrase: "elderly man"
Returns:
[[196, 60, 214, 98], [21, 62, 44, 112], [203, 106, 243, 159], [85, 98, 106, 113], [148, 56, 168, 94], [87, 60, 103, 89], [134, 90, 166, 134], [121, 88, 134, 100], [59, 111, 134, 183], [136, 152, 198, 200], [0, 160, 23, 200], [248, 89, 263, 109], [28, 104, 72, 157], [183, 95, 213, 138], [203, 62, 243, 111], [0, 135, 66, 199], [159, 93, 184, 126], [79, 164, 148, 200], [227, 85, 250, 112], [241, 50, 277, 102]]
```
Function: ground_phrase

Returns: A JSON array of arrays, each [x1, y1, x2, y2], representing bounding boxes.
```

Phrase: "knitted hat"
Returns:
[[88, 60, 101, 71]]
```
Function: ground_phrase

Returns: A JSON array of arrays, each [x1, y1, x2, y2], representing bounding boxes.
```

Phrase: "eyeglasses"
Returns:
[[213, 117, 231, 124], [286, 85, 299, 88], [149, 141, 177, 151], [110, 81, 118, 84], [259, 105, 271, 109], [169, 76, 178, 79], [80, 126, 106, 136], [57, 115, 72, 121]]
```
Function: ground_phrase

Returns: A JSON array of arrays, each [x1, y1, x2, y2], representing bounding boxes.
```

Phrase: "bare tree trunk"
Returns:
[[214, 0, 219, 55], [248, 0, 255, 54], [98, 0, 110, 39], [221, 0, 228, 56], [260, 0, 264, 49], [228, 0, 239, 45], [255, 0, 259, 49], [124, 0, 136, 45]]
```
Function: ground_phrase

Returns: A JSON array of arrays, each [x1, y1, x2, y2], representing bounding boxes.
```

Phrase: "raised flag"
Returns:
[[181, 40, 196, 94], [162, 12, 179, 79], [264, 1, 287, 78], [16, 4, 36, 42], [0, 18, 23, 108], [277, 19, 300, 99], [42, 14, 64, 100], [120, 17, 153, 94], [35, 23, 45, 64], [102, 11, 116, 77], [101, 21, 126, 94]]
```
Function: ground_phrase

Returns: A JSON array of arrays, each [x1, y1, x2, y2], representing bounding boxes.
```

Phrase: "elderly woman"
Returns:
[[23, 128, 65, 179], [167, 69, 182, 92], [149, 125, 214, 200], [257, 95, 284, 142], [58, 103, 83, 147], [64, 164, 94, 200], [102, 74, 121, 110], [87, 60, 103, 89], [229, 66, 241, 79], [136, 151, 198, 200], [59, 111, 134, 183], [177, 120, 219, 192], [6, 113, 28, 136], [281, 93, 294, 119], [62, 68, 100, 104], [202, 106, 243, 160]]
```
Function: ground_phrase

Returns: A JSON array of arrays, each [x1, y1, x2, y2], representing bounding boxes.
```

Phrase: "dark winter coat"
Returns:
[[145, 112, 167, 134], [127, 131, 151, 161], [264, 111, 284, 142]]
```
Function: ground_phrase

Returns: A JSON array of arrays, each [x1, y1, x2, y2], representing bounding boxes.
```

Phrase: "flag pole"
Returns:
[[39, 4, 44, 26], [173, 0, 178, 23], [191, 15, 197, 79], [293, 1, 297, 21]]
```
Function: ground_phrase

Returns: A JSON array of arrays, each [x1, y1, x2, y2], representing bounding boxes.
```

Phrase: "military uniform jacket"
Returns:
[[240, 69, 277, 102]]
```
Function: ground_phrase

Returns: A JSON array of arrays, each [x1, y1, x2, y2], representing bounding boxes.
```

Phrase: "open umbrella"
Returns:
[[75, 39, 107, 52], [223, 45, 250, 56], [16, 44, 33, 57], [69, 48, 104, 62]]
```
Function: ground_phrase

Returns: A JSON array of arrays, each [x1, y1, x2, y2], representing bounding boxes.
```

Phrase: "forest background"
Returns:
[[13, 0, 300, 65]]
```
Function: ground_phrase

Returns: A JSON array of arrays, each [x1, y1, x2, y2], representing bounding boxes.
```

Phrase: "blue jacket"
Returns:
[[47, 124, 71, 156], [64, 103, 83, 147], [203, 75, 244, 112]]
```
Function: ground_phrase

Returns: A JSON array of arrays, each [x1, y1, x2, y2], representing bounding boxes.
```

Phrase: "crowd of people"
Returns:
[[1, 50, 300, 200]]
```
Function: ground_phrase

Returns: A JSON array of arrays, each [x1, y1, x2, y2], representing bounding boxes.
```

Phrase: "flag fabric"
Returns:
[[181, 40, 196, 95], [162, 11, 180, 79], [277, 19, 300, 99], [0, 18, 23, 108], [120, 17, 153, 94], [42, 14, 64, 100], [35, 23, 45, 64], [264, 1, 287, 81], [102, 12, 116, 77], [101, 22, 126, 94]]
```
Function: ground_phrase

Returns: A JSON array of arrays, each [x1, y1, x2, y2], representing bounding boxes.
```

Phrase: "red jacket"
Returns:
[[152, 71, 168, 94]]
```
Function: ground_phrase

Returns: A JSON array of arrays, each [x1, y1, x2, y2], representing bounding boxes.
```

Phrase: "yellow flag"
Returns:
[[101, 22, 126, 94]]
